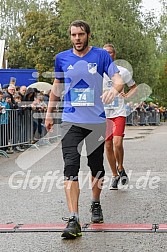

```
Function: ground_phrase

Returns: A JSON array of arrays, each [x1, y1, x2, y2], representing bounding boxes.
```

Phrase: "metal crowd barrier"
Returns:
[[0, 107, 160, 157], [32, 110, 62, 144], [138, 111, 160, 126], [126, 110, 160, 126], [0, 108, 33, 156], [148, 111, 160, 125], [138, 111, 149, 126], [0, 108, 62, 157], [126, 111, 139, 126]]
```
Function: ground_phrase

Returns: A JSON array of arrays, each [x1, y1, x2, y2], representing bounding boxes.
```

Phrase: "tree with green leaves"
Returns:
[[4, 0, 163, 98], [0, 0, 55, 42], [7, 10, 65, 82], [56, 0, 160, 88], [153, 0, 167, 106], [0, 0, 40, 40]]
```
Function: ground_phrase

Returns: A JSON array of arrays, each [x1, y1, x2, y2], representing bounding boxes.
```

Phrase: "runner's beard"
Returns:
[[73, 37, 89, 52]]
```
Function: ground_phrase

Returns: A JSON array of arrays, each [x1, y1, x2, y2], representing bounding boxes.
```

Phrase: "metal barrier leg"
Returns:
[[0, 150, 9, 158]]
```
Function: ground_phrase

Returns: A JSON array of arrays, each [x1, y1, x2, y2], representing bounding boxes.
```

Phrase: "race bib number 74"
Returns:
[[70, 88, 94, 106]]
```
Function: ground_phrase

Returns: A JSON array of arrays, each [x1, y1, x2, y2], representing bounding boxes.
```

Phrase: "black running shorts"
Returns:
[[61, 122, 106, 179]]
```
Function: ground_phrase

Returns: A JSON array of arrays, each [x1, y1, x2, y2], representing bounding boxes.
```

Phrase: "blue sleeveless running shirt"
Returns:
[[55, 46, 119, 124]]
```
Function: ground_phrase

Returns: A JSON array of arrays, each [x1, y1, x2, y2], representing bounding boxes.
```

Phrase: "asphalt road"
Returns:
[[0, 123, 167, 252]]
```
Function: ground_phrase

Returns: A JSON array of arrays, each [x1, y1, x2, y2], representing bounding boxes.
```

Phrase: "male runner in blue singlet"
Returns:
[[45, 20, 124, 239]]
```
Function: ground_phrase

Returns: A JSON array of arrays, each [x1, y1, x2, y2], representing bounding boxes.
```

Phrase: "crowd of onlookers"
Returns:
[[158, 105, 167, 122], [0, 84, 51, 154], [125, 101, 167, 125]]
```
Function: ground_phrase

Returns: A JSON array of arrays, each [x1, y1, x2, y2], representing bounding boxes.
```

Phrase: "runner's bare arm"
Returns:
[[45, 79, 62, 131], [101, 73, 124, 104], [120, 83, 137, 98]]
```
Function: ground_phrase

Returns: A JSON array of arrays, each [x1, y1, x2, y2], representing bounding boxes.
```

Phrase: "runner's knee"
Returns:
[[90, 167, 105, 179], [64, 165, 80, 181]]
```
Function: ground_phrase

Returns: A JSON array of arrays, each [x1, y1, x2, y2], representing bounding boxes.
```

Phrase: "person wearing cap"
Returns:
[[2, 84, 9, 91]]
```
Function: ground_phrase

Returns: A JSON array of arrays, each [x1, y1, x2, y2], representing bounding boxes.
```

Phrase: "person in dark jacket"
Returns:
[[5, 84, 18, 109], [18, 85, 27, 101]]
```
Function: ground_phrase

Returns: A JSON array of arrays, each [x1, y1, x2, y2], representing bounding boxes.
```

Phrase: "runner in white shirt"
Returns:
[[103, 44, 137, 189]]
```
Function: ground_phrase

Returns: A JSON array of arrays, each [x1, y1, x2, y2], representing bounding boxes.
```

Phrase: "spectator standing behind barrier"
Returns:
[[12, 94, 25, 152], [164, 108, 167, 122], [24, 88, 37, 142], [0, 91, 9, 152], [18, 86, 27, 101], [24, 88, 36, 103], [32, 95, 47, 139], [0, 92, 14, 154], [158, 106, 164, 121], [125, 102, 133, 116], [4, 85, 19, 153], [103, 43, 137, 190], [138, 101, 149, 125], [2, 84, 9, 92], [4, 85, 18, 109], [43, 90, 51, 105], [45, 20, 124, 239], [159, 106, 167, 122]]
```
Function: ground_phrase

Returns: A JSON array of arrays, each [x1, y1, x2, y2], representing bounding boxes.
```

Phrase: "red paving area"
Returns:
[[157, 224, 167, 232], [0, 223, 164, 233], [18, 223, 66, 231], [0, 224, 16, 232], [87, 223, 153, 232]]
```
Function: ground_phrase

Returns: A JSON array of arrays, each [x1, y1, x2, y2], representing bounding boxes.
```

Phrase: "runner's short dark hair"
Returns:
[[68, 20, 90, 35]]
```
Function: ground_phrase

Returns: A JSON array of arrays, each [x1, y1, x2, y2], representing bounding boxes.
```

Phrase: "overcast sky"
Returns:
[[142, 0, 162, 16]]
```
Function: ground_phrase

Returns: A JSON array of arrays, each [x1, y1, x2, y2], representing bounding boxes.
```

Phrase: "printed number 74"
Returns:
[[78, 93, 87, 101]]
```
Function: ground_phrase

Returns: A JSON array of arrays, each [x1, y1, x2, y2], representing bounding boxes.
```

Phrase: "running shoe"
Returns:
[[110, 175, 120, 190], [118, 168, 129, 185], [61, 216, 82, 239], [6, 148, 14, 154], [90, 202, 104, 223]]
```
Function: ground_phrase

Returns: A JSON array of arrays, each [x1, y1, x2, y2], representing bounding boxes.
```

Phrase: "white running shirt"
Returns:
[[103, 65, 135, 118]]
